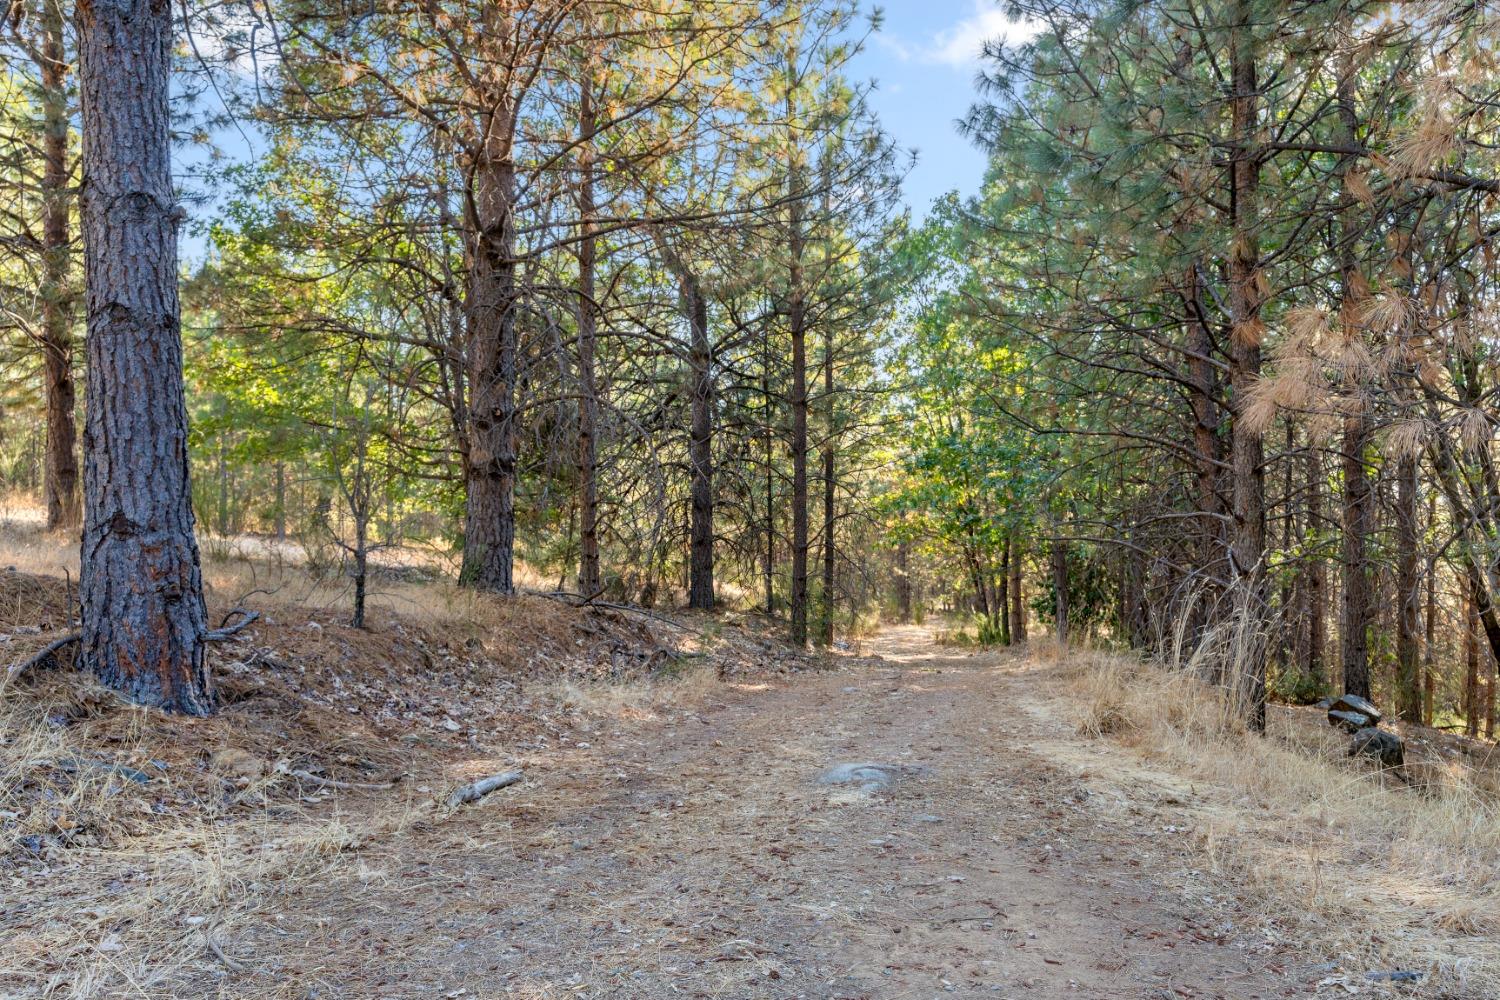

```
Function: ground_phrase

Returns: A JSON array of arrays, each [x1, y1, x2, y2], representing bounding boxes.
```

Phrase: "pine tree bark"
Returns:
[[1335, 55, 1372, 701], [1341, 416, 1373, 698], [575, 66, 602, 599], [818, 297, 835, 646], [1052, 539, 1070, 648], [1395, 454, 1422, 722], [787, 112, 810, 648], [1227, 1, 1267, 730], [39, 0, 80, 532], [77, 0, 211, 714], [1306, 443, 1326, 685], [1010, 539, 1026, 643], [1183, 265, 1221, 630], [459, 102, 519, 593], [685, 272, 715, 610], [1467, 576, 1481, 738]]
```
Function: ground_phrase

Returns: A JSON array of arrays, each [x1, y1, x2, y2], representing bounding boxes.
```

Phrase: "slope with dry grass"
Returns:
[[0, 541, 815, 998], [1046, 646, 1500, 996]]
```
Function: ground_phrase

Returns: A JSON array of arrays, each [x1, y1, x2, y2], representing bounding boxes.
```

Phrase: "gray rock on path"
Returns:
[[1349, 727, 1405, 769], [819, 762, 926, 794]]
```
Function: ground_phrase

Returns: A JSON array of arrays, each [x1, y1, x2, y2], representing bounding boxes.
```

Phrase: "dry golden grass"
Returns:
[[0, 509, 792, 998], [1059, 648, 1500, 996]]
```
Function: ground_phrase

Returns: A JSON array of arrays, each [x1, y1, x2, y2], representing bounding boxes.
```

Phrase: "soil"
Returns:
[[218, 625, 1317, 1000]]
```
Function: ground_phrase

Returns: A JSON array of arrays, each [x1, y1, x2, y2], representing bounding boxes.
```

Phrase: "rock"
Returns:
[[1329, 709, 1374, 733], [820, 762, 897, 791], [1313, 697, 1335, 711], [1328, 693, 1381, 725], [1349, 727, 1404, 768]]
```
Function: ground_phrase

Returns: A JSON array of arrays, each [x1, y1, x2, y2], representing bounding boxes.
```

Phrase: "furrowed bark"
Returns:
[[685, 272, 715, 610], [575, 60, 602, 600], [77, 0, 211, 715], [40, 0, 79, 532], [1227, 0, 1267, 730], [459, 89, 519, 594]]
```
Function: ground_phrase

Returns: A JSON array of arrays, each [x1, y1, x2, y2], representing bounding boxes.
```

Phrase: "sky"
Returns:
[[851, 1, 1038, 218]]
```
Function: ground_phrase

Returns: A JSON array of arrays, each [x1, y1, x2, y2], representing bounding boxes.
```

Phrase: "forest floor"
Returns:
[[5, 578, 1498, 998]]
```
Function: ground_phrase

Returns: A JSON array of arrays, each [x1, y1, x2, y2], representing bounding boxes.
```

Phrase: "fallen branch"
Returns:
[[203, 925, 251, 973], [206, 609, 261, 641], [540, 591, 693, 632], [5, 630, 81, 681], [447, 770, 523, 808]]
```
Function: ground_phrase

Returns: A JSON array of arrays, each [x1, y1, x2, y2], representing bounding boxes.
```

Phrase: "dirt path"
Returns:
[[246, 627, 1309, 999]]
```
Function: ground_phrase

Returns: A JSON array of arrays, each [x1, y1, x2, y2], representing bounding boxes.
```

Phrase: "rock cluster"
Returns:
[[1319, 694, 1405, 769]]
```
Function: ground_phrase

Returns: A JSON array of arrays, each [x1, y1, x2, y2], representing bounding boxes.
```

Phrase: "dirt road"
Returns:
[[247, 626, 1307, 999]]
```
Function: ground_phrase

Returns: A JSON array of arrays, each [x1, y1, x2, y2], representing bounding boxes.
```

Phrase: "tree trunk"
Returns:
[[1395, 454, 1421, 722], [1424, 537, 1436, 726], [1010, 538, 1026, 643], [77, 0, 210, 714], [1053, 539, 1070, 649], [459, 109, 519, 594], [1227, 2, 1267, 730], [1467, 577, 1481, 738], [40, 0, 79, 532], [787, 115, 810, 649], [274, 460, 287, 539], [575, 66, 602, 599], [999, 536, 1012, 645], [1183, 265, 1220, 632], [685, 273, 715, 610], [1340, 416, 1373, 698], [1306, 443, 1326, 686], [896, 541, 912, 623], [1335, 46, 1373, 702], [762, 330, 775, 615], [819, 299, 835, 646]]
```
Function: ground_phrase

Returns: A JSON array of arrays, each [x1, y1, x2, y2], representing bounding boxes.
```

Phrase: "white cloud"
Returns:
[[927, 1, 1040, 69]]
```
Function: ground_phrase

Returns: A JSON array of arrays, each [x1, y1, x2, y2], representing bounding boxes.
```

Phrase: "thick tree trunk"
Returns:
[[77, 0, 210, 715], [459, 126, 519, 593], [575, 70, 602, 599], [685, 274, 715, 610], [1395, 454, 1421, 722], [40, 0, 80, 532], [1227, 3, 1267, 730]]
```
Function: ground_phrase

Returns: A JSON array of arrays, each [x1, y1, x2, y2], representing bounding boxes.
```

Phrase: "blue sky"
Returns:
[[851, 1, 1036, 217]]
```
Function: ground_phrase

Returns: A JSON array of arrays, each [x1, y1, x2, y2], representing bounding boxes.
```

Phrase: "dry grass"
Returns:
[[1060, 648, 1500, 996], [0, 511, 805, 998]]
